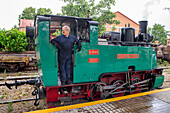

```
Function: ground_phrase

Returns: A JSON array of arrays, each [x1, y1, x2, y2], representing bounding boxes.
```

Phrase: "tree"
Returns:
[[60, 0, 120, 35], [13, 25, 19, 29], [19, 7, 36, 22], [19, 7, 53, 25], [148, 24, 170, 45], [112, 25, 116, 31], [37, 8, 52, 15]]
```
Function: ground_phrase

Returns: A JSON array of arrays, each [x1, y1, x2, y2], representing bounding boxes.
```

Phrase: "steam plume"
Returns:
[[143, 0, 160, 20]]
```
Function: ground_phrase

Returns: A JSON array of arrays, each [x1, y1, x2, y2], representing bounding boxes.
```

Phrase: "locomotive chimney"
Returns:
[[87, 10, 90, 18], [139, 21, 148, 34]]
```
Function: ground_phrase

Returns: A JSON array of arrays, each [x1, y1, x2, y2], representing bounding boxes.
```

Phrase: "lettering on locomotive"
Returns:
[[89, 50, 99, 55], [88, 58, 99, 63], [117, 54, 139, 59]]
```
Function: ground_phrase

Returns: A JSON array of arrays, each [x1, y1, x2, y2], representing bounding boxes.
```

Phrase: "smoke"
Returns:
[[142, 0, 161, 20]]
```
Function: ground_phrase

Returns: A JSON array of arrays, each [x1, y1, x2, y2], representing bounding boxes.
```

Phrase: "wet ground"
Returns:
[[56, 90, 170, 113], [53, 89, 170, 113]]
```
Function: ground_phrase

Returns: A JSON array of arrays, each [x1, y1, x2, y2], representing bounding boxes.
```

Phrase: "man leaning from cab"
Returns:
[[51, 25, 81, 85]]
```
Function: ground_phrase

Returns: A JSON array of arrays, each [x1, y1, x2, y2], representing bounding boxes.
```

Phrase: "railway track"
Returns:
[[0, 70, 38, 77], [0, 98, 37, 104], [0, 76, 38, 81], [0, 97, 88, 107]]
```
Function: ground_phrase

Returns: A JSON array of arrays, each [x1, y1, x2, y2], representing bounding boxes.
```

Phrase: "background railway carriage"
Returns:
[[25, 15, 164, 108]]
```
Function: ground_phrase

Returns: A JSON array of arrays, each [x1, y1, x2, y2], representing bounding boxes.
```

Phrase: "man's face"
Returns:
[[62, 27, 69, 37]]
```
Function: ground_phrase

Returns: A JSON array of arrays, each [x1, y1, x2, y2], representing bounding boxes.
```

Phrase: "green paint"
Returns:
[[35, 21, 58, 87], [34, 16, 160, 87], [152, 49, 157, 69], [153, 75, 164, 88], [73, 43, 157, 83], [90, 25, 98, 45]]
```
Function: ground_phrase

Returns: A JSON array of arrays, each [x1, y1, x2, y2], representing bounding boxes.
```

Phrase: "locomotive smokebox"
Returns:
[[139, 21, 148, 34]]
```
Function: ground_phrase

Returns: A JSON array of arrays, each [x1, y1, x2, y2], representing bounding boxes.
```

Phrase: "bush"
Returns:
[[157, 59, 169, 67], [0, 28, 28, 53], [163, 60, 168, 67]]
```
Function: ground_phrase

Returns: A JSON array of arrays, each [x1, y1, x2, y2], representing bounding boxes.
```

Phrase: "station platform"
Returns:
[[28, 88, 170, 113]]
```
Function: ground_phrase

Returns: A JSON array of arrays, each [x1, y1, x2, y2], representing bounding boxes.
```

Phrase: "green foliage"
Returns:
[[43, 99, 46, 106], [157, 59, 169, 67], [112, 25, 116, 31], [53, 29, 62, 37], [0, 28, 28, 53], [157, 59, 163, 64], [6, 92, 9, 99], [7, 102, 13, 113], [27, 71, 29, 76], [1, 95, 5, 99], [163, 60, 168, 67], [168, 70, 170, 74], [37, 8, 52, 15], [19, 7, 36, 25], [60, 0, 120, 35], [0, 28, 5, 51], [19, 7, 53, 25], [4, 69, 7, 81], [148, 24, 170, 45], [13, 25, 19, 30], [18, 72, 22, 76]]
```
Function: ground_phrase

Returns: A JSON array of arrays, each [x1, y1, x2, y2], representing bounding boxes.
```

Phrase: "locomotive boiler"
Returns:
[[5, 15, 164, 108]]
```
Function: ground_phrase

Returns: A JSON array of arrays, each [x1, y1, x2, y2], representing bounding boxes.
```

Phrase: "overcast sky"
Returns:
[[0, 0, 170, 32]]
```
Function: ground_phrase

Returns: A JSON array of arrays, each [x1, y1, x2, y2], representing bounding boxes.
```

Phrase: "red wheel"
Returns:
[[112, 80, 126, 97], [90, 83, 106, 101], [131, 77, 141, 94]]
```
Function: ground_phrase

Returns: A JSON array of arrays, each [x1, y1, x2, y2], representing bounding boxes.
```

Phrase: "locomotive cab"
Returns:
[[33, 15, 99, 87]]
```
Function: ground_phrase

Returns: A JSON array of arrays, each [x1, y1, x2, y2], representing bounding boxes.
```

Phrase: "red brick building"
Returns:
[[105, 11, 139, 35], [19, 19, 34, 32]]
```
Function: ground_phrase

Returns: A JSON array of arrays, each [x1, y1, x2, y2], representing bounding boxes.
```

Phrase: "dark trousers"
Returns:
[[59, 56, 72, 83]]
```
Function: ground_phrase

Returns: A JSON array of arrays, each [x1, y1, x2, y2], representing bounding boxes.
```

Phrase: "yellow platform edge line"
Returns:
[[27, 88, 170, 113]]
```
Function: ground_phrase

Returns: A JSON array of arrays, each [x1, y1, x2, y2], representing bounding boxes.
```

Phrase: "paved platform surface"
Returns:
[[56, 91, 170, 113], [29, 88, 170, 113]]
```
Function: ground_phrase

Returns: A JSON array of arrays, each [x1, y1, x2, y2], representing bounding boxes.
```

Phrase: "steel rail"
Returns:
[[0, 72, 38, 76], [0, 76, 38, 81], [0, 98, 37, 104]]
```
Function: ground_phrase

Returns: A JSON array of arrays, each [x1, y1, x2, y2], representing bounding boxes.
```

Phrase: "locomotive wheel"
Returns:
[[131, 77, 141, 94], [111, 80, 126, 97], [89, 82, 106, 101], [6, 64, 19, 72]]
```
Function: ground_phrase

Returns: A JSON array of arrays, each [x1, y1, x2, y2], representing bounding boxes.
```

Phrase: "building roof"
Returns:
[[114, 11, 139, 26], [19, 19, 34, 28]]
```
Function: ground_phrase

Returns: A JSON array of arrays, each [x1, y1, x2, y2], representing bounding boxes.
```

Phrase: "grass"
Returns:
[[26, 88, 29, 92], [4, 69, 7, 81], [43, 99, 46, 106], [23, 93, 28, 96], [1, 95, 5, 99], [6, 92, 9, 99], [27, 71, 29, 76], [168, 70, 170, 74], [18, 72, 22, 76], [7, 102, 13, 113]]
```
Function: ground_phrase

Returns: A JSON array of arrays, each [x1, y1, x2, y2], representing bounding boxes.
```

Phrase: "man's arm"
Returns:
[[51, 37, 61, 50]]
